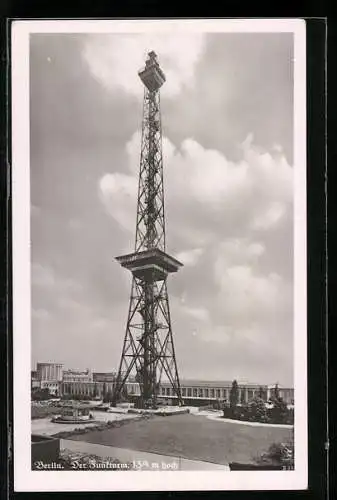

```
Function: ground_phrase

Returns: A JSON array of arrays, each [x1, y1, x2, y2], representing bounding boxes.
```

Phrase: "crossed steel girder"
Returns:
[[113, 83, 182, 407], [135, 89, 166, 253], [113, 276, 182, 406]]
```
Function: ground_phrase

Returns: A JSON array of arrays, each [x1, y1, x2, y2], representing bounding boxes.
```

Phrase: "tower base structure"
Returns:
[[112, 250, 183, 409]]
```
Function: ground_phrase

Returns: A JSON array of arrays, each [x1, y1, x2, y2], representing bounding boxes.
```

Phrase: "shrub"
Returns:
[[247, 397, 269, 423], [256, 441, 294, 469], [31, 388, 52, 401], [229, 380, 239, 408], [223, 397, 293, 425], [222, 406, 232, 419], [268, 398, 294, 424]]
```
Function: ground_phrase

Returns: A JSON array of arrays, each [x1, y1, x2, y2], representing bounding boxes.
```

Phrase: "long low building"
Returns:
[[60, 379, 294, 405], [159, 380, 293, 405], [61, 380, 139, 399]]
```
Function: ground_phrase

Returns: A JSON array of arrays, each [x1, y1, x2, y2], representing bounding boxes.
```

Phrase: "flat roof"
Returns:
[[160, 380, 293, 389]]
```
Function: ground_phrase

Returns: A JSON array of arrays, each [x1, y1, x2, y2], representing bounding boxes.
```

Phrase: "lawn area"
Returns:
[[69, 413, 293, 465]]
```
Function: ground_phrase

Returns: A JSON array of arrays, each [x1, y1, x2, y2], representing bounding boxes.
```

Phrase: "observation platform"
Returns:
[[138, 50, 166, 92], [115, 248, 183, 282]]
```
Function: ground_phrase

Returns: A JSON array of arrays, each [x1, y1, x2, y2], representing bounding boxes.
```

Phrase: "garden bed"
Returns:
[[222, 398, 294, 426]]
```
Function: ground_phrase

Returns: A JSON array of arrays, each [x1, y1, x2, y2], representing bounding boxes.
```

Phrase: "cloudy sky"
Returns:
[[30, 31, 294, 386]]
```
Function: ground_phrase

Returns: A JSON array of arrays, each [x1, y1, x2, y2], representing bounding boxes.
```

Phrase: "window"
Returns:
[[182, 388, 186, 396], [216, 389, 221, 398], [161, 387, 165, 395], [210, 389, 215, 398], [187, 388, 192, 397], [193, 388, 197, 397], [198, 388, 203, 398], [205, 388, 209, 397]]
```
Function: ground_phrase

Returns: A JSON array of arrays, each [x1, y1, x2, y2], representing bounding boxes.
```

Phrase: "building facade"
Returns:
[[40, 380, 60, 395], [160, 380, 269, 404], [36, 362, 63, 382], [33, 363, 63, 395], [267, 385, 294, 404], [61, 380, 139, 399], [31, 370, 40, 389], [59, 378, 294, 405], [63, 368, 93, 383], [92, 372, 117, 383]]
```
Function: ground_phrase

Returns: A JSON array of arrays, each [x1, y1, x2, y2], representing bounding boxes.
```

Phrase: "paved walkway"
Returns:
[[61, 439, 229, 471]]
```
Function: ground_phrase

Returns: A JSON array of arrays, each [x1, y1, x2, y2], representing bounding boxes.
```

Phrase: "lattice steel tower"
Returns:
[[112, 51, 183, 408]]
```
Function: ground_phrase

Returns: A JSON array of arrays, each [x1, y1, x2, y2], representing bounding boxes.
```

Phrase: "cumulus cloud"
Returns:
[[252, 202, 286, 230], [82, 33, 205, 98], [201, 325, 233, 344], [216, 239, 266, 265], [182, 306, 210, 322], [215, 262, 286, 321], [98, 131, 293, 243], [98, 173, 137, 231], [175, 248, 204, 266], [212, 235, 291, 319]]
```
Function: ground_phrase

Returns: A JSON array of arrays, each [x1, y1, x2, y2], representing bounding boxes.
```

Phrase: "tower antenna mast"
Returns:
[[112, 51, 183, 409]]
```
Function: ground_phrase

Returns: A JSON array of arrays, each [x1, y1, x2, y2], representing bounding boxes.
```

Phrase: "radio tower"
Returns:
[[112, 51, 183, 408]]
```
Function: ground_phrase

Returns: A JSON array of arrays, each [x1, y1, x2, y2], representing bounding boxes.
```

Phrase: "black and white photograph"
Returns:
[[12, 19, 307, 492]]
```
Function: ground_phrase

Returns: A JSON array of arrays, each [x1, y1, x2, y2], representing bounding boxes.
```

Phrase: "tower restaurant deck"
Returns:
[[115, 248, 183, 282]]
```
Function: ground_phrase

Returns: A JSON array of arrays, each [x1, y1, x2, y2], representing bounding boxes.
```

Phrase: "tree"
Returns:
[[271, 397, 289, 424], [258, 386, 265, 399], [274, 384, 280, 401], [229, 380, 239, 408], [256, 441, 294, 469], [31, 388, 51, 401], [248, 397, 268, 422]]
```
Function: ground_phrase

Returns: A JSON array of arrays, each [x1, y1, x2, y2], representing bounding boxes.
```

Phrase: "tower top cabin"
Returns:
[[138, 51, 166, 92]]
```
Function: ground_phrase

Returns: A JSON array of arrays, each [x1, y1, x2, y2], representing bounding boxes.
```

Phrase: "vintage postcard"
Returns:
[[12, 18, 307, 492]]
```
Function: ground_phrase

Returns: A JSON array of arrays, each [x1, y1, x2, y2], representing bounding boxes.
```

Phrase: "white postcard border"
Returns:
[[12, 18, 307, 492]]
